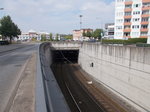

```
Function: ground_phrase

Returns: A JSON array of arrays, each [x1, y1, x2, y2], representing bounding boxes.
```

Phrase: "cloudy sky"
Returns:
[[0, 0, 115, 34]]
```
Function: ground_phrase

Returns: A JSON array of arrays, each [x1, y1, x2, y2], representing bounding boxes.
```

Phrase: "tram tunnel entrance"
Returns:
[[51, 50, 79, 63]]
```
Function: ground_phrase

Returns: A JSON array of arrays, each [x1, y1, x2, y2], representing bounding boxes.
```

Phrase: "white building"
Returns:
[[18, 30, 49, 41], [104, 23, 114, 39], [114, 0, 150, 39]]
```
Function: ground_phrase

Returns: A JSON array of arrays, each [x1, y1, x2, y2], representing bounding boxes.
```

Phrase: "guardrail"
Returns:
[[36, 42, 70, 112]]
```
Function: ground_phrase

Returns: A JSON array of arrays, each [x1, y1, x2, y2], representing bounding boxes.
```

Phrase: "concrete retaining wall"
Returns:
[[50, 42, 81, 50], [78, 43, 150, 111]]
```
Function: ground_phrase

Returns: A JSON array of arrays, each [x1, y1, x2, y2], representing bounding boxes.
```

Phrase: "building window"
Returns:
[[141, 32, 147, 36], [116, 26, 123, 30], [124, 19, 131, 22], [124, 25, 130, 29], [132, 25, 140, 29], [143, 3, 150, 8], [115, 32, 122, 37], [117, 0, 124, 2], [133, 11, 140, 15], [116, 12, 124, 16], [132, 18, 140, 22], [132, 32, 139, 36], [141, 25, 148, 29], [133, 4, 141, 8], [142, 17, 149, 21], [125, 5, 132, 8], [125, 12, 131, 16], [142, 10, 149, 15], [116, 19, 123, 23], [124, 32, 130, 36]]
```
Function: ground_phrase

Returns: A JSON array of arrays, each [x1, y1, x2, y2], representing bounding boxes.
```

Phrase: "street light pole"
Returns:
[[79, 15, 83, 41], [0, 8, 4, 10], [79, 15, 83, 30]]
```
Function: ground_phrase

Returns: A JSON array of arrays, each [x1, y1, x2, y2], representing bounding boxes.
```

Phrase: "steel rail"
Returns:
[[65, 82, 82, 112], [59, 50, 106, 112]]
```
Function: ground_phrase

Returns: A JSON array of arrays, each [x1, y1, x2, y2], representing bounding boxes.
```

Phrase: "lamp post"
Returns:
[[79, 15, 83, 41], [0, 8, 4, 10], [79, 15, 83, 30], [0, 8, 4, 19]]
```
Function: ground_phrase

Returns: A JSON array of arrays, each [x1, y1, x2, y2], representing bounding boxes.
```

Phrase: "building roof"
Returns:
[[29, 29, 36, 33]]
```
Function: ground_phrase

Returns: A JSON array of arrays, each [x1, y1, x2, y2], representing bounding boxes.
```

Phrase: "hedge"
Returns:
[[102, 38, 147, 45]]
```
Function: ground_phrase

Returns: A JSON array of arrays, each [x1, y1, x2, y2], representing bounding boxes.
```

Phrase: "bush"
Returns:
[[136, 43, 150, 47], [102, 38, 147, 45]]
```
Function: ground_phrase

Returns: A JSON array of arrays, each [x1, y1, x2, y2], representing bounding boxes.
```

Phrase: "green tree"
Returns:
[[49, 33, 53, 41], [82, 31, 86, 37], [0, 15, 21, 43], [64, 35, 73, 40], [93, 29, 103, 39], [41, 34, 46, 41], [86, 31, 92, 37], [56, 33, 59, 41]]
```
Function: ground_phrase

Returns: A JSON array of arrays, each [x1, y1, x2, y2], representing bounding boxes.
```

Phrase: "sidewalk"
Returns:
[[9, 53, 36, 112]]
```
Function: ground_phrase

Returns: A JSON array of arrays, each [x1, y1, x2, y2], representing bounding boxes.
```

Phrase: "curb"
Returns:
[[4, 54, 32, 112]]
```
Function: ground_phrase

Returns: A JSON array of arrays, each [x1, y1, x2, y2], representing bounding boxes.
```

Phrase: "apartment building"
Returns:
[[114, 0, 150, 39], [104, 23, 115, 39], [73, 29, 93, 41]]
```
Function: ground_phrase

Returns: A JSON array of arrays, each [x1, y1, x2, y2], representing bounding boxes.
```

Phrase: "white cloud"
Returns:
[[1, 0, 115, 33]]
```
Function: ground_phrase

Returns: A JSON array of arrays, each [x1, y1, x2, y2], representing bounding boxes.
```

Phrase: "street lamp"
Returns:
[[79, 15, 83, 41], [79, 15, 83, 30]]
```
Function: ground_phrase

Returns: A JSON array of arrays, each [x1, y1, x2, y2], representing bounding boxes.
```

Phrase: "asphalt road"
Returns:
[[0, 43, 39, 112]]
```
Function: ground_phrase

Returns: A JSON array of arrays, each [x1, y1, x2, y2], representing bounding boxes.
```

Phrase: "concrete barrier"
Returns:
[[37, 42, 70, 112], [78, 43, 150, 111]]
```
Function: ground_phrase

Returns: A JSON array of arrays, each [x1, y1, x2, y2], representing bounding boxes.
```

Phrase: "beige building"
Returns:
[[73, 29, 93, 41]]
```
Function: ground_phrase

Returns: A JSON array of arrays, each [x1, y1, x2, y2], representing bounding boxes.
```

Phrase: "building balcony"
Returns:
[[141, 28, 149, 32], [141, 14, 150, 17], [124, 28, 131, 32], [142, 6, 150, 10], [141, 21, 149, 24], [124, 15, 132, 19], [124, 22, 131, 25], [142, 0, 150, 3], [140, 36, 148, 38], [124, 8, 132, 12], [125, 1, 133, 5]]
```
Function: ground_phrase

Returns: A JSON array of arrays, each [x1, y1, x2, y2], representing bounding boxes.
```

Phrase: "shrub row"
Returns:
[[136, 43, 150, 47], [102, 38, 147, 45]]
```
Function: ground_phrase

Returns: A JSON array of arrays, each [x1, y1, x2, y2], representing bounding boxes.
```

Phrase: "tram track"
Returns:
[[51, 50, 128, 112], [51, 63, 106, 112]]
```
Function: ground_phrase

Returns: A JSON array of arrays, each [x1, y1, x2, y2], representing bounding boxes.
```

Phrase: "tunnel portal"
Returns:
[[51, 50, 79, 63]]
